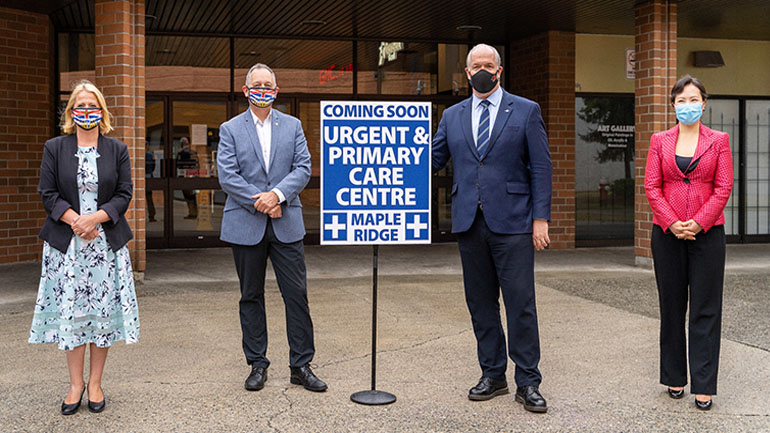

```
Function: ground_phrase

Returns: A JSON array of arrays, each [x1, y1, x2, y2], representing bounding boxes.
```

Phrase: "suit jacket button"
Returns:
[[267, 182, 271, 186], [479, 162, 483, 167], [683, 178, 690, 184], [475, 184, 480, 188]]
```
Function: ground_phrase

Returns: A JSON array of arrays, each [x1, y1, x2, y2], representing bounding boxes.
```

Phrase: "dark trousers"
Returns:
[[651, 224, 725, 395], [456, 208, 542, 386], [231, 220, 315, 369]]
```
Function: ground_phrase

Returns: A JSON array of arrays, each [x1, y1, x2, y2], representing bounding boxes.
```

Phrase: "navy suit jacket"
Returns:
[[38, 134, 134, 253], [432, 89, 552, 234]]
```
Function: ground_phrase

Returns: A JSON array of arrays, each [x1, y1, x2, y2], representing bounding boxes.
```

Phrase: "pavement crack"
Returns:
[[265, 386, 294, 432], [318, 327, 472, 369]]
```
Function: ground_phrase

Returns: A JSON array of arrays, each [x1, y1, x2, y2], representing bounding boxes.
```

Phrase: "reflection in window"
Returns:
[[146, 36, 230, 91], [233, 39, 353, 94], [172, 189, 225, 237], [745, 101, 770, 235], [575, 96, 635, 245], [172, 101, 227, 178], [59, 33, 95, 91], [358, 42, 437, 95], [702, 99, 740, 235]]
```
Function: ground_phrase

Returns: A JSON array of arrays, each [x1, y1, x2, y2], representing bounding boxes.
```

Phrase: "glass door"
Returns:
[[146, 95, 231, 248]]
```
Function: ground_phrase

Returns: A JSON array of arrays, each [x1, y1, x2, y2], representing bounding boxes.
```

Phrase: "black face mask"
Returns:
[[470, 69, 499, 94]]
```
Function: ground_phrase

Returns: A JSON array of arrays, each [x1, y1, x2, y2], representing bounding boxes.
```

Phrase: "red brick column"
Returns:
[[95, 0, 146, 273], [509, 31, 576, 249], [0, 7, 51, 264], [634, 0, 677, 266]]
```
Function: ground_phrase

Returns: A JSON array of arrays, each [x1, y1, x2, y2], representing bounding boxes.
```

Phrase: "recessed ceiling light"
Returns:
[[157, 48, 175, 54], [239, 51, 260, 56], [144, 14, 157, 20], [456, 25, 482, 31], [302, 20, 327, 26]]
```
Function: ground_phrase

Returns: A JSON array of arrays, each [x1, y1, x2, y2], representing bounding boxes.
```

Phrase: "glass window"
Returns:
[[172, 188, 225, 239], [146, 36, 230, 92], [172, 101, 227, 178], [358, 42, 437, 95], [575, 95, 635, 244], [745, 100, 770, 235], [59, 33, 95, 91], [233, 39, 353, 94], [702, 99, 740, 235], [146, 189, 164, 238]]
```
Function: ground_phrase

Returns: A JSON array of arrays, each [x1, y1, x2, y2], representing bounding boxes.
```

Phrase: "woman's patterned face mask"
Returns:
[[72, 108, 102, 130]]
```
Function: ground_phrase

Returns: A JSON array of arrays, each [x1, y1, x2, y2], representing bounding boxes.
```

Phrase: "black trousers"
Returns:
[[456, 208, 542, 387], [651, 224, 725, 395], [231, 220, 315, 369]]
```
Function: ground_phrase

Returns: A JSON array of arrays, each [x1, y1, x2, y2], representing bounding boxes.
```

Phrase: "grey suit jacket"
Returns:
[[217, 109, 311, 245]]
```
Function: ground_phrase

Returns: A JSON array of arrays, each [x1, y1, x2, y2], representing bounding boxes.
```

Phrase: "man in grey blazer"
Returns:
[[217, 63, 327, 392]]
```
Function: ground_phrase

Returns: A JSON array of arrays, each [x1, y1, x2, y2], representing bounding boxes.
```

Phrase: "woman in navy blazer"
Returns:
[[645, 75, 733, 410], [29, 81, 139, 415]]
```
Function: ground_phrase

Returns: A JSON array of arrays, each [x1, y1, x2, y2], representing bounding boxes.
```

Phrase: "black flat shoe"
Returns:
[[61, 387, 85, 415], [468, 377, 509, 401], [667, 387, 685, 399], [290, 364, 327, 392], [695, 398, 713, 410], [515, 386, 548, 413], [87, 387, 105, 413], [245, 365, 267, 391]]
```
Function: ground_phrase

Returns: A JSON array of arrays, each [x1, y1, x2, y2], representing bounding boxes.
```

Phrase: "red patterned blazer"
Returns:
[[644, 124, 733, 233]]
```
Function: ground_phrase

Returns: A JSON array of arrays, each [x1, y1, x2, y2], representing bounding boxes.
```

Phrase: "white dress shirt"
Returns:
[[249, 108, 285, 203], [471, 86, 503, 146]]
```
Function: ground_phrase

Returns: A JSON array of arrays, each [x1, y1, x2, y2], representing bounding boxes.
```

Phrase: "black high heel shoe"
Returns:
[[87, 386, 105, 413], [61, 387, 85, 415], [667, 387, 685, 399], [695, 397, 712, 410]]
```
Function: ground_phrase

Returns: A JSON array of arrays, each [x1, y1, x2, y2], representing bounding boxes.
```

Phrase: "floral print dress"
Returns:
[[29, 145, 140, 350]]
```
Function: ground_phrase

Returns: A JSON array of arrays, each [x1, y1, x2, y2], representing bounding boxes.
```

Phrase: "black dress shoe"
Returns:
[[87, 386, 105, 413], [61, 387, 85, 415], [667, 387, 685, 399], [515, 386, 548, 413], [695, 398, 713, 410], [468, 377, 509, 401], [245, 365, 267, 391], [290, 364, 327, 392]]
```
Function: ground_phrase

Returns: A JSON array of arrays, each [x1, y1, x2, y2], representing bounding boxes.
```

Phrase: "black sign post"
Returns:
[[350, 245, 397, 405]]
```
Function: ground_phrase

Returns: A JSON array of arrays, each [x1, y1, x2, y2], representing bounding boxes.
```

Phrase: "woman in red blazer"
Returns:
[[645, 75, 733, 411]]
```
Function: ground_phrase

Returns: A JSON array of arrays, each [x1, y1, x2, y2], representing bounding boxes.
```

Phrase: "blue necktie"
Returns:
[[477, 100, 491, 156]]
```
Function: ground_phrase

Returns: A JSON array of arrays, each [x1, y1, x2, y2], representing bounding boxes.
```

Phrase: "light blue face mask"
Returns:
[[675, 102, 704, 125]]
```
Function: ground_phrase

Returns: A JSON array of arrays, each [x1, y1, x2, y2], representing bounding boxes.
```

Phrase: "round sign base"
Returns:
[[350, 390, 397, 405]]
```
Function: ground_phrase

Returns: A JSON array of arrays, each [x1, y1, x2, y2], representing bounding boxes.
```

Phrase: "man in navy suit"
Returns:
[[432, 44, 552, 412], [217, 64, 327, 393]]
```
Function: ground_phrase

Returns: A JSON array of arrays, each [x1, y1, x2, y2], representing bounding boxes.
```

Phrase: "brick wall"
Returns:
[[95, 0, 146, 272], [0, 7, 51, 264], [509, 31, 576, 249], [634, 0, 677, 265]]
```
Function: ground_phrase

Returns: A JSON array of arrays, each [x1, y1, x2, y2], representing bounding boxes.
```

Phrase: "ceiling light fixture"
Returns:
[[456, 25, 482, 31]]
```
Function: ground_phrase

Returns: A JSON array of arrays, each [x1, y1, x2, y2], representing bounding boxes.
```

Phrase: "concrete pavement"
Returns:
[[0, 244, 769, 432]]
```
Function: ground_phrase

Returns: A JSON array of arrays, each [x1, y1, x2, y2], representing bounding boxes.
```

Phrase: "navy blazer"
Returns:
[[432, 89, 553, 234], [38, 134, 133, 253]]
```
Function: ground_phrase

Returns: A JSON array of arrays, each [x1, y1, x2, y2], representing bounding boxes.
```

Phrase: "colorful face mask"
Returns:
[[72, 108, 102, 130], [247, 86, 277, 108], [675, 102, 703, 126]]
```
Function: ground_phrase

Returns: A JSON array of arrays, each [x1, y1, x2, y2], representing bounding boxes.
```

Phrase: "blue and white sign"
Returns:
[[321, 101, 431, 245]]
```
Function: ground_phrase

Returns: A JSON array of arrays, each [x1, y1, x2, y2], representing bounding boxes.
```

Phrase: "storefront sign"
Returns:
[[378, 42, 405, 66], [320, 101, 431, 245], [597, 124, 634, 148], [625, 49, 635, 80]]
